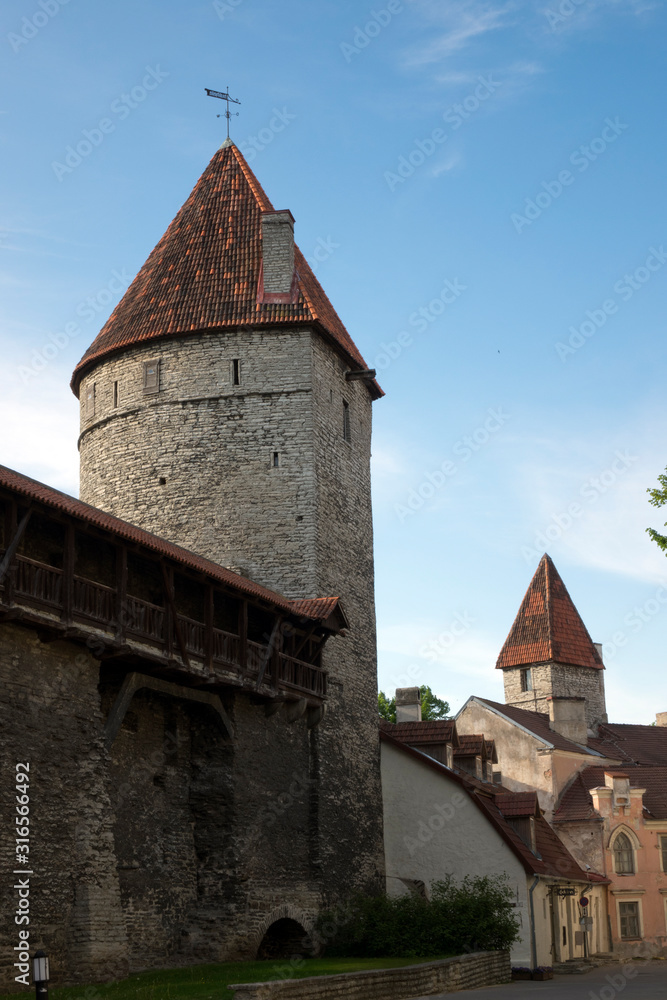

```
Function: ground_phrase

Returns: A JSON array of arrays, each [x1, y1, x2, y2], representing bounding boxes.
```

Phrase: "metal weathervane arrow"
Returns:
[[205, 87, 241, 140]]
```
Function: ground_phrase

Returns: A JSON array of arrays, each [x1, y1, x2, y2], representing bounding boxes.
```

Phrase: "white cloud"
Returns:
[[404, 1, 514, 65]]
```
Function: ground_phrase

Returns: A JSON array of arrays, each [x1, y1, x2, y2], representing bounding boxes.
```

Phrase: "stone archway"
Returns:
[[254, 905, 316, 960]]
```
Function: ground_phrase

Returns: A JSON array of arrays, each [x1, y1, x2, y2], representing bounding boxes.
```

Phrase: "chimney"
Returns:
[[547, 696, 587, 746], [259, 210, 295, 300], [604, 771, 631, 805], [395, 687, 421, 724], [656, 713, 667, 727]]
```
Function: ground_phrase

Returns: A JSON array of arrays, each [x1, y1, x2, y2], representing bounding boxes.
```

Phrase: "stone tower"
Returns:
[[71, 140, 384, 917], [496, 554, 607, 731]]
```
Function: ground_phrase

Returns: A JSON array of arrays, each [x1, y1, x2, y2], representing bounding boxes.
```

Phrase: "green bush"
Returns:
[[318, 874, 519, 958]]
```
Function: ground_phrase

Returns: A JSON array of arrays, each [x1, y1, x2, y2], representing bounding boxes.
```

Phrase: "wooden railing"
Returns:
[[2, 553, 327, 701]]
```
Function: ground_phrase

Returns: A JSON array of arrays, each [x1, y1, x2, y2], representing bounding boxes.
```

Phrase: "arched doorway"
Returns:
[[257, 918, 309, 960]]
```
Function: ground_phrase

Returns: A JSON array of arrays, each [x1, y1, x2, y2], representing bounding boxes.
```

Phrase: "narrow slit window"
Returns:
[[232, 359, 241, 385], [143, 360, 160, 395], [273, 452, 280, 468], [521, 668, 533, 692], [343, 399, 351, 442], [85, 383, 96, 419], [113, 381, 119, 408]]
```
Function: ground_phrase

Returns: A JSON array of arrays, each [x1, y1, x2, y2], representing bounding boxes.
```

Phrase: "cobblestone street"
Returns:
[[412, 962, 667, 1000]]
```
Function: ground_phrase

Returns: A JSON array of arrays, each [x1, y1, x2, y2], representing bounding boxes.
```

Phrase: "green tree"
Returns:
[[647, 468, 667, 554], [378, 685, 450, 723]]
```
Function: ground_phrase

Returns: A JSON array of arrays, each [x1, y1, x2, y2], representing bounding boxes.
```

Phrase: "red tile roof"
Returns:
[[495, 792, 539, 817], [379, 719, 459, 748], [71, 141, 382, 399], [0, 464, 341, 626], [554, 766, 667, 822], [589, 723, 667, 765], [496, 554, 603, 670], [455, 734, 485, 756]]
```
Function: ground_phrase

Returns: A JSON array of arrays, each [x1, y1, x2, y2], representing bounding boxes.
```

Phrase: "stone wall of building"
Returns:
[[502, 662, 607, 731], [75, 325, 384, 968]]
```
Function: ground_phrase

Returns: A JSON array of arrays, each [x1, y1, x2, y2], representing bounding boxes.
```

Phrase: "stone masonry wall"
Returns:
[[228, 952, 511, 1000], [78, 327, 385, 911], [503, 662, 607, 731], [0, 625, 128, 992], [78, 329, 318, 598]]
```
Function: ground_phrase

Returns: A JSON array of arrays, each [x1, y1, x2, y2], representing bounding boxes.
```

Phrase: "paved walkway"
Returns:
[[410, 962, 667, 1000]]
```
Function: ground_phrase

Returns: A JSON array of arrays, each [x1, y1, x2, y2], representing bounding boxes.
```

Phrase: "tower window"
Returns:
[[85, 383, 96, 419], [521, 668, 533, 692], [143, 360, 160, 395], [343, 400, 351, 442], [273, 452, 280, 468], [232, 359, 241, 385], [113, 381, 119, 408]]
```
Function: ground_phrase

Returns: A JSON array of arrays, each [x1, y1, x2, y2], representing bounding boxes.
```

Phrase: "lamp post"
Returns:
[[32, 951, 49, 999]]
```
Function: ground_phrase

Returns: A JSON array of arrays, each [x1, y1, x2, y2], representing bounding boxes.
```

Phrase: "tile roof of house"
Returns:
[[378, 719, 459, 748], [495, 792, 539, 817], [71, 141, 382, 399], [455, 734, 485, 756], [554, 765, 667, 822], [496, 554, 603, 671], [381, 730, 607, 883], [0, 464, 342, 626], [467, 697, 604, 756], [589, 723, 667, 765]]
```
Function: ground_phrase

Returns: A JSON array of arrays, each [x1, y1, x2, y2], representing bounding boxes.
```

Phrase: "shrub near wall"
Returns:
[[318, 875, 519, 958]]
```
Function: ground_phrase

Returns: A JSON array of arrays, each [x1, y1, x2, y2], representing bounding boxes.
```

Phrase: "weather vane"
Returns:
[[205, 87, 241, 140]]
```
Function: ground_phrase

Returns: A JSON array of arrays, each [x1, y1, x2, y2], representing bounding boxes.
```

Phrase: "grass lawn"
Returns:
[[0, 956, 453, 1000]]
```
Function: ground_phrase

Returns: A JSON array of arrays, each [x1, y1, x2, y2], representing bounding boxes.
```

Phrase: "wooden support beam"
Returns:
[[62, 523, 75, 624], [239, 600, 248, 676], [116, 545, 128, 642], [292, 624, 317, 662], [256, 616, 282, 690], [160, 561, 191, 670], [205, 584, 214, 673], [0, 507, 32, 585]]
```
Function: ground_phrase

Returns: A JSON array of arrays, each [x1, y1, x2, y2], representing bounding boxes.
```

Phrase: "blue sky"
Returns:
[[2, 0, 666, 723]]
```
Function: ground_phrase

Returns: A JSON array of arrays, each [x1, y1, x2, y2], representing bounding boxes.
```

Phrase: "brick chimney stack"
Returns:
[[260, 210, 295, 297], [548, 696, 587, 746], [396, 687, 422, 724]]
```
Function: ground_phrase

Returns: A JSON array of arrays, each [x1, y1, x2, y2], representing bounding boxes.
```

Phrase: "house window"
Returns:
[[143, 360, 160, 394], [343, 400, 351, 442], [521, 668, 533, 692], [273, 452, 280, 468], [613, 832, 635, 874], [619, 901, 641, 940], [113, 381, 119, 408], [232, 359, 241, 385], [85, 383, 96, 419], [660, 835, 667, 872]]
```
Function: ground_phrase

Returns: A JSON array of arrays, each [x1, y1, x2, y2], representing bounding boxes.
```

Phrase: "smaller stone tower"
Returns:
[[497, 554, 607, 731]]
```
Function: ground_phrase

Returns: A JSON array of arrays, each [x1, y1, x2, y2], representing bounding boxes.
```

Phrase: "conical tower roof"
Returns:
[[71, 141, 381, 397], [496, 554, 603, 670]]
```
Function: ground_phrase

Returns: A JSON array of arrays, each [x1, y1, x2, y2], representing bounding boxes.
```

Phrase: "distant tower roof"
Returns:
[[71, 141, 382, 398], [496, 554, 603, 671]]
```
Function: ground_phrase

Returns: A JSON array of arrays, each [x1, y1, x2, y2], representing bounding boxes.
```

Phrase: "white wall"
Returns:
[[382, 741, 538, 966]]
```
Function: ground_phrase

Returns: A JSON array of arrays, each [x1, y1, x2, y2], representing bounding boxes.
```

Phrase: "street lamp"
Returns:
[[32, 951, 49, 998]]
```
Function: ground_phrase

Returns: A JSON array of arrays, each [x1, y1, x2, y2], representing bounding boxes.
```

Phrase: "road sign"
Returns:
[[580, 896, 589, 907]]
